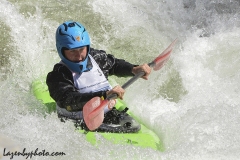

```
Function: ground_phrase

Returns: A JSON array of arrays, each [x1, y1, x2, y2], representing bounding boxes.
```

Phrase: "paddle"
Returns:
[[83, 39, 177, 130]]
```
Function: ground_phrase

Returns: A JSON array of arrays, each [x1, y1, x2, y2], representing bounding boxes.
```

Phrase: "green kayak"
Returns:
[[31, 79, 163, 151]]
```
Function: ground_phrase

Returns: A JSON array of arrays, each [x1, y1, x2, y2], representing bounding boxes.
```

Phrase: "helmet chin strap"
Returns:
[[79, 47, 92, 73], [80, 56, 93, 73], [63, 55, 93, 74]]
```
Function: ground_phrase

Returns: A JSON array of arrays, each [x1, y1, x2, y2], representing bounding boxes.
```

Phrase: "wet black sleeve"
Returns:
[[90, 48, 136, 78], [46, 64, 107, 112]]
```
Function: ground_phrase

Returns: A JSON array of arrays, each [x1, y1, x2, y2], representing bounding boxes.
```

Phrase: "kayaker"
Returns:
[[46, 21, 151, 133]]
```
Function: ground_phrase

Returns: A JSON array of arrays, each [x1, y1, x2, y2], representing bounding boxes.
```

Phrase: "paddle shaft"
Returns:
[[87, 62, 156, 120], [84, 39, 177, 130], [107, 61, 155, 100]]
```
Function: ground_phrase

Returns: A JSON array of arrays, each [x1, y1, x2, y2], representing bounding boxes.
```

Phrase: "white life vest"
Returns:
[[73, 55, 112, 93], [57, 55, 114, 120]]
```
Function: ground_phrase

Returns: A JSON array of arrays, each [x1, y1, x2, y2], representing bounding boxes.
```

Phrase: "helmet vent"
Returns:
[[79, 65, 83, 70], [68, 23, 75, 27], [63, 23, 68, 31], [62, 22, 76, 31], [58, 29, 75, 41]]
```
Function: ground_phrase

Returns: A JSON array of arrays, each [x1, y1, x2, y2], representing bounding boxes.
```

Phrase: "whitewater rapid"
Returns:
[[1, 0, 240, 159]]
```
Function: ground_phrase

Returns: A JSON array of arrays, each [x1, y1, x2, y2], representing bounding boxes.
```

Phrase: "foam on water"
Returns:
[[1, 0, 240, 159]]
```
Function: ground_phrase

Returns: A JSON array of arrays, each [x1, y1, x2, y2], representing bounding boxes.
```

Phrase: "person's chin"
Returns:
[[72, 60, 82, 63]]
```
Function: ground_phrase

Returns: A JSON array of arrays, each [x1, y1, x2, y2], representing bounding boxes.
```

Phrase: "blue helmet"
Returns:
[[56, 21, 92, 73]]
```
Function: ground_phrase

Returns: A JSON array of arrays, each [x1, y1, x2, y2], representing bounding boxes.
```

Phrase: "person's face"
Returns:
[[64, 46, 87, 62]]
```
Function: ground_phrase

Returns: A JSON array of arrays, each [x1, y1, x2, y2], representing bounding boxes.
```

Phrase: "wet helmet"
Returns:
[[56, 21, 92, 73]]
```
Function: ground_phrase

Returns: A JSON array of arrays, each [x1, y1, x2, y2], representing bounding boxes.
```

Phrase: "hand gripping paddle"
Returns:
[[83, 39, 177, 130]]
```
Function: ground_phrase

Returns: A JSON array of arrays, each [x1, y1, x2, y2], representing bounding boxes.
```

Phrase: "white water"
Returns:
[[0, 0, 240, 159]]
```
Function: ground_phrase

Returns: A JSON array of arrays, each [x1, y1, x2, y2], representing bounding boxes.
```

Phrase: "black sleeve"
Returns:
[[109, 58, 137, 77], [46, 64, 107, 112], [90, 48, 136, 78]]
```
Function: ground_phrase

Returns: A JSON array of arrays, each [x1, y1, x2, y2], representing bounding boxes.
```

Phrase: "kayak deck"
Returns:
[[31, 79, 164, 151]]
